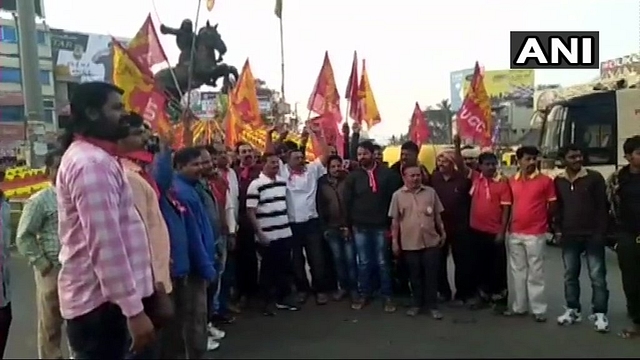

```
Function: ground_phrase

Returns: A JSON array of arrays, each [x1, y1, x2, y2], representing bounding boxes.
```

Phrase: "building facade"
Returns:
[[0, 13, 54, 157]]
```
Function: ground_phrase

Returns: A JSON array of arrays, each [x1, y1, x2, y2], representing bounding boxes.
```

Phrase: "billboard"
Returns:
[[50, 29, 115, 83], [449, 68, 474, 111], [463, 69, 535, 107], [600, 53, 640, 79]]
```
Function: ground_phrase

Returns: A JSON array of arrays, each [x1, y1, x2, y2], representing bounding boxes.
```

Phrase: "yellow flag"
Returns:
[[112, 40, 171, 134], [112, 41, 154, 108], [357, 59, 381, 128], [274, 0, 283, 19], [206, 0, 215, 12]]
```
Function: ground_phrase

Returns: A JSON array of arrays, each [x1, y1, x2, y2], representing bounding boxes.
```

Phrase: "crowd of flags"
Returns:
[[107, 0, 494, 155]]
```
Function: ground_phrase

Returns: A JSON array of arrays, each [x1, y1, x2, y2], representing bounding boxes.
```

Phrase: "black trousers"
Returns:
[[235, 217, 259, 299], [617, 232, 640, 324], [404, 248, 440, 309], [437, 225, 475, 301], [0, 303, 11, 359], [392, 233, 412, 296], [67, 303, 128, 360], [472, 229, 508, 304], [291, 219, 331, 293], [258, 238, 293, 303]]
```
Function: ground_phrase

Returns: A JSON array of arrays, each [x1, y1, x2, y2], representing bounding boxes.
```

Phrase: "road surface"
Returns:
[[5, 246, 639, 359]]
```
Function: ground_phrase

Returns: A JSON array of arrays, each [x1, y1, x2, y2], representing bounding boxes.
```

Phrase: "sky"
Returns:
[[43, 0, 639, 141]]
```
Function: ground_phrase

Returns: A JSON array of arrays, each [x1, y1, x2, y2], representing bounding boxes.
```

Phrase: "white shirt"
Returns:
[[223, 168, 239, 220], [279, 159, 326, 223]]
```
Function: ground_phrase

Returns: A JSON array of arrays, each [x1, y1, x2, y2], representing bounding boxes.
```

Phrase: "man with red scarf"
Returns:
[[343, 140, 402, 312]]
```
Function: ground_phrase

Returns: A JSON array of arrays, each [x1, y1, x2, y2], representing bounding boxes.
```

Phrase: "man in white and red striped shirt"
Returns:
[[56, 82, 156, 359]]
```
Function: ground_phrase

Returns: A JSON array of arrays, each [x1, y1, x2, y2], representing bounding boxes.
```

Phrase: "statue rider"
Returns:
[[160, 19, 196, 65]]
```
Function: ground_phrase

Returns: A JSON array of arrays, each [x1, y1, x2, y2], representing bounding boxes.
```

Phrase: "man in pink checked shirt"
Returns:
[[56, 82, 156, 359]]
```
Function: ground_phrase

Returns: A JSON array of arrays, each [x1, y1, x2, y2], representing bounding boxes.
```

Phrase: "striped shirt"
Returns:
[[246, 173, 292, 242], [57, 139, 154, 319]]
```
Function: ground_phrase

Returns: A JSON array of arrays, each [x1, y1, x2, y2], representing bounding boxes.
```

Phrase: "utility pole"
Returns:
[[16, 0, 45, 167]]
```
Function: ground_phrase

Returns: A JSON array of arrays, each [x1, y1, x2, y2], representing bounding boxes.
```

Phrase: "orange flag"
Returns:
[[126, 14, 168, 77], [307, 51, 341, 122], [345, 51, 361, 122], [357, 59, 381, 128], [111, 39, 171, 135], [224, 101, 241, 148], [231, 59, 264, 128], [456, 61, 492, 146]]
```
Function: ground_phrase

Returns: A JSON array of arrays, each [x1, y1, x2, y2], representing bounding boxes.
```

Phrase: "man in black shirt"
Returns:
[[606, 136, 640, 339], [554, 144, 609, 332], [343, 141, 402, 312]]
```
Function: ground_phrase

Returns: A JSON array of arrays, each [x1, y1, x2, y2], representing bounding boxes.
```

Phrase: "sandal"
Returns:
[[619, 327, 639, 339], [383, 299, 397, 313], [406, 307, 420, 317]]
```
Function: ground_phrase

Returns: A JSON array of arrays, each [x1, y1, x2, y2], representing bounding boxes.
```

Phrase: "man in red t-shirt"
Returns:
[[469, 152, 512, 314], [506, 146, 556, 322]]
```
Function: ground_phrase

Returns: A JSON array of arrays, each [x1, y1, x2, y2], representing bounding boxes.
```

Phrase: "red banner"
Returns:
[[409, 102, 429, 147], [456, 62, 492, 146], [309, 113, 344, 157]]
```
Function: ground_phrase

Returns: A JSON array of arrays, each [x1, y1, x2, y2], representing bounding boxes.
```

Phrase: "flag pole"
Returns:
[[344, 100, 351, 126], [279, 15, 285, 102]]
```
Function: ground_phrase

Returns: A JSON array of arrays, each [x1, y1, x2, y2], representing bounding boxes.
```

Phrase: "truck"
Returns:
[[536, 74, 640, 180]]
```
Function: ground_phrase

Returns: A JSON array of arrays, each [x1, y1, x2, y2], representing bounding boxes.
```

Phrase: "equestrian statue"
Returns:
[[155, 19, 239, 100]]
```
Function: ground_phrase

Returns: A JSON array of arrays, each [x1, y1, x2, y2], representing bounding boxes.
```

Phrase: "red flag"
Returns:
[[345, 51, 361, 122], [307, 51, 341, 122], [408, 102, 430, 147], [456, 61, 492, 146], [308, 114, 344, 157], [127, 14, 169, 76]]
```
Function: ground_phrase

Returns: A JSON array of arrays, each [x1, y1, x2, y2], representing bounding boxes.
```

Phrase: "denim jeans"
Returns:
[[213, 235, 230, 315], [324, 228, 358, 297], [353, 227, 393, 298], [561, 235, 609, 314]]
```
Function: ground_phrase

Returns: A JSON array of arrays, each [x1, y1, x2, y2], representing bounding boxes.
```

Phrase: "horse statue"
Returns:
[[155, 19, 239, 100]]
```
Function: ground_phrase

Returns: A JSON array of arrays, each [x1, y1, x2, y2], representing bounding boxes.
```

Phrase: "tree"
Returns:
[[417, 99, 453, 144], [388, 133, 409, 146]]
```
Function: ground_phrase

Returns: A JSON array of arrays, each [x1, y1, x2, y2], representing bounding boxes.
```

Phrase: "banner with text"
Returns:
[[600, 53, 640, 79], [51, 29, 128, 83], [463, 69, 534, 107], [449, 68, 474, 111]]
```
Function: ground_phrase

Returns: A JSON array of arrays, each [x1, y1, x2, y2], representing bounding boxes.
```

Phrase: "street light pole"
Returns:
[[16, 0, 45, 167]]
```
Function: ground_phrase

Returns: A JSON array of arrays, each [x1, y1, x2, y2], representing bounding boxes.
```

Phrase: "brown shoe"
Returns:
[[351, 297, 366, 310], [406, 307, 420, 317], [227, 303, 242, 314], [296, 292, 309, 304], [383, 298, 397, 313], [332, 289, 347, 301], [316, 293, 329, 305]]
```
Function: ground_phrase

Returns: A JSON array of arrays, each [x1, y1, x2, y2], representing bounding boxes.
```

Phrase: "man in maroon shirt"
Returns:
[[430, 145, 475, 307]]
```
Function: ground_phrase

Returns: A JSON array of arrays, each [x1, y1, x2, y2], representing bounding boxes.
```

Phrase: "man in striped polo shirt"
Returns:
[[246, 152, 299, 315]]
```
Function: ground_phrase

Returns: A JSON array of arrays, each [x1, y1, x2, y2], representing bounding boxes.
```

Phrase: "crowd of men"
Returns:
[[0, 80, 640, 359]]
